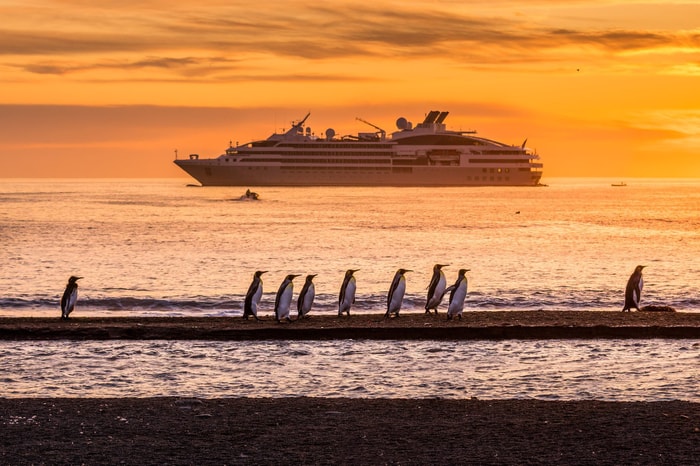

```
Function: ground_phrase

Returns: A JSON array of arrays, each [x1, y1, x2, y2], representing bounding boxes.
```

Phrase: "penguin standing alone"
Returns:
[[622, 265, 646, 312], [60, 275, 82, 320], [446, 269, 470, 320], [338, 269, 359, 316], [275, 274, 300, 322], [243, 271, 267, 320], [425, 264, 449, 314], [385, 268, 411, 318], [297, 274, 317, 319]]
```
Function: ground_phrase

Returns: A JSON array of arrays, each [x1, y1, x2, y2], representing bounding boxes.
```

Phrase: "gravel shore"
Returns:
[[2, 397, 698, 465]]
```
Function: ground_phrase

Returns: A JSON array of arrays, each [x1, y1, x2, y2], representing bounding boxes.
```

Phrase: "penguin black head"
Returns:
[[305, 274, 317, 282], [254, 270, 268, 277], [345, 269, 360, 277], [458, 268, 471, 275], [286, 274, 301, 281], [397, 268, 412, 275], [67, 276, 82, 284], [434, 264, 449, 270], [634, 265, 646, 274]]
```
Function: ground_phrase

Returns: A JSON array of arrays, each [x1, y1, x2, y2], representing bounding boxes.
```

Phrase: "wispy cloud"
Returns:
[[3, 1, 699, 79]]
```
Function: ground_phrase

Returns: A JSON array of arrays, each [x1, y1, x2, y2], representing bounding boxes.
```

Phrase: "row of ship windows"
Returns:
[[485, 168, 510, 173], [277, 144, 394, 150], [235, 158, 391, 164], [278, 167, 515, 181], [224, 157, 528, 165], [232, 152, 391, 163], [205, 165, 517, 181], [238, 166, 523, 173]]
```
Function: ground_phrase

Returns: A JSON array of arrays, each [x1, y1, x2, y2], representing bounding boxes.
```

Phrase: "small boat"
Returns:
[[238, 189, 260, 201], [611, 182, 627, 187]]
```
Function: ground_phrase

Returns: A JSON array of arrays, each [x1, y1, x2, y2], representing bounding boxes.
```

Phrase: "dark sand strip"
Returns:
[[1, 398, 698, 465], [1, 312, 699, 340]]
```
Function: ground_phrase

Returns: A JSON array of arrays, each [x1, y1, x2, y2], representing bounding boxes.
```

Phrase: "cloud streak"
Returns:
[[2, 1, 699, 79]]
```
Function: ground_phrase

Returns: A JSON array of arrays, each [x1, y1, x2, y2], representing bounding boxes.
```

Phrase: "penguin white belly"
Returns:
[[340, 280, 356, 312], [301, 284, 315, 314], [635, 277, 644, 306], [251, 286, 263, 315], [277, 287, 293, 319], [68, 289, 78, 311], [448, 283, 467, 315], [63, 289, 78, 316], [389, 279, 406, 313], [427, 275, 447, 308]]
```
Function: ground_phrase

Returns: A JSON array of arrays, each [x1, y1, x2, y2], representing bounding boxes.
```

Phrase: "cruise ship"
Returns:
[[174, 111, 543, 186]]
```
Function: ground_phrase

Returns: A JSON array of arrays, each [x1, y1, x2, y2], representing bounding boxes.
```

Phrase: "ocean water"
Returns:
[[1, 178, 699, 401], [1, 339, 698, 401], [1, 178, 698, 317]]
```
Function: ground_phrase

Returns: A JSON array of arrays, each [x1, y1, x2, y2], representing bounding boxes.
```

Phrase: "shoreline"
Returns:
[[2, 397, 698, 464], [1, 311, 699, 340]]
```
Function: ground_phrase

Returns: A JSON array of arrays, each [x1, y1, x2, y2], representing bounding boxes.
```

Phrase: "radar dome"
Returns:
[[325, 128, 336, 139], [396, 117, 408, 130]]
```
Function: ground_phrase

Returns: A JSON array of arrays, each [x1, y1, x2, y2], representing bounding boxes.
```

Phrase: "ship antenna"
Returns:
[[295, 112, 311, 128]]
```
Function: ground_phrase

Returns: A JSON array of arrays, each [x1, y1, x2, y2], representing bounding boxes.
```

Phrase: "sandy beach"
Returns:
[[2, 397, 698, 465], [1, 311, 699, 340]]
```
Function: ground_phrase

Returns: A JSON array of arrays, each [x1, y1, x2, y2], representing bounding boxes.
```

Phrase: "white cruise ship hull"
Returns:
[[174, 160, 542, 187]]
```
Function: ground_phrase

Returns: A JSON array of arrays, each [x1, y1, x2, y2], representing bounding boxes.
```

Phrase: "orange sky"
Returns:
[[1, 0, 700, 178]]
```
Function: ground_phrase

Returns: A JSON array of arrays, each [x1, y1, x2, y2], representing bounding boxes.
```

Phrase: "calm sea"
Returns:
[[1, 178, 698, 316], [1, 178, 699, 400]]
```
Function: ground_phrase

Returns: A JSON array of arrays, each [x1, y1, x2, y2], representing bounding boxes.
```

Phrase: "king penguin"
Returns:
[[385, 268, 411, 318], [275, 274, 300, 322], [622, 265, 646, 312], [446, 269, 470, 320], [243, 270, 267, 320], [338, 269, 359, 316], [297, 274, 317, 319], [425, 264, 449, 314], [60, 275, 82, 320]]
